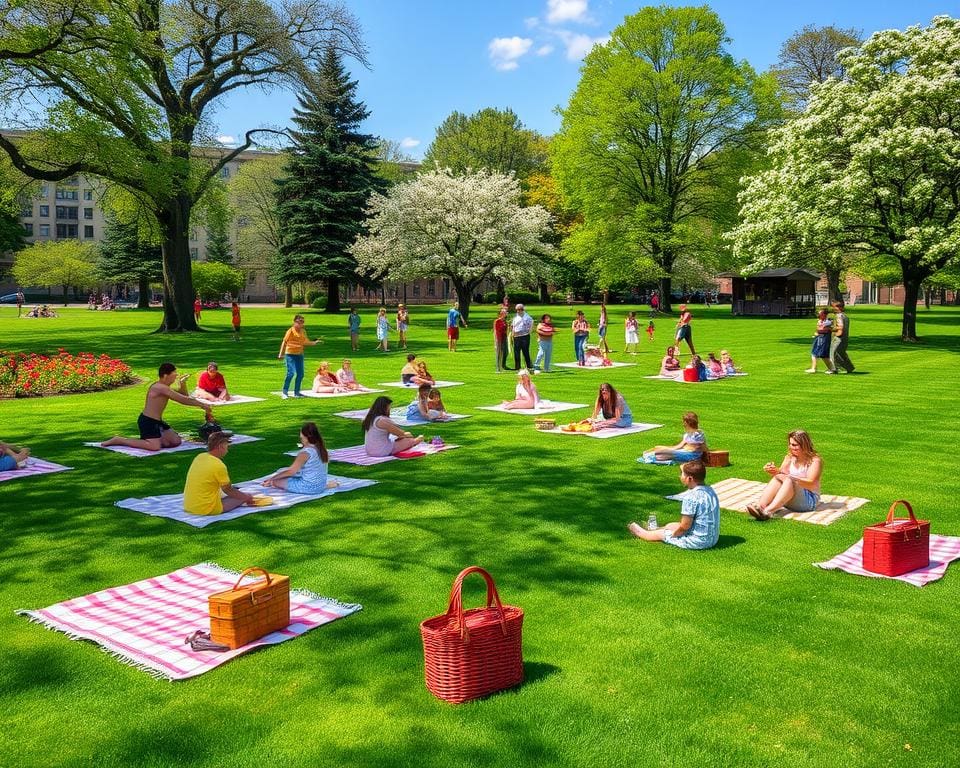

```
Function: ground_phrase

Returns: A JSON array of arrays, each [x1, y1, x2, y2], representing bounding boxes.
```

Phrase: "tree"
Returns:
[[351, 168, 554, 321], [423, 108, 548, 180], [552, 6, 780, 312], [775, 25, 862, 112], [0, 208, 23, 253], [97, 215, 162, 308], [228, 153, 285, 296], [205, 222, 233, 265], [732, 16, 960, 341], [274, 46, 385, 313], [0, 0, 365, 331], [12, 239, 96, 304], [192, 261, 244, 302], [373, 139, 418, 185]]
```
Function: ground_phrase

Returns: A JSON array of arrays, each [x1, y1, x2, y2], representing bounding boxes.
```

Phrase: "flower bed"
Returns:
[[0, 349, 135, 397]]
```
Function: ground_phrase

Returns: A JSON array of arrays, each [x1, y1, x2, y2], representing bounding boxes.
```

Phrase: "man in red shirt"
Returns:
[[493, 308, 509, 372]]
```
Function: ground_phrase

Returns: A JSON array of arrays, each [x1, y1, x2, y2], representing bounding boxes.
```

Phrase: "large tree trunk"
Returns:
[[62, 284, 69, 306], [284, 284, 293, 308], [137, 277, 151, 309], [538, 281, 550, 303], [156, 195, 199, 332], [658, 276, 672, 313], [451, 277, 476, 322], [900, 266, 923, 342], [325, 276, 341, 313], [824, 266, 842, 303]]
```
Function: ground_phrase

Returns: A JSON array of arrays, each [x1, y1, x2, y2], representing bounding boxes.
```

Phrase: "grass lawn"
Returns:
[[1, 301, 958, 768]]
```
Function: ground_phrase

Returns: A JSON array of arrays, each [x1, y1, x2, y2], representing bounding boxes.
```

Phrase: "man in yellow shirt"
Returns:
[[183, 433, 255, 515]]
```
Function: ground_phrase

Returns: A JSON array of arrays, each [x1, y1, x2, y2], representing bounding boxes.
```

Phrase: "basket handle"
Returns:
[[886, 500, 919, 526], [446, 566, 508, 642], [231, 567, 271, 591]]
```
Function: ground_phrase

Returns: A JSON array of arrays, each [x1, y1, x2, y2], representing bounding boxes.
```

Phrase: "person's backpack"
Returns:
[[198, 413, 230, 444]]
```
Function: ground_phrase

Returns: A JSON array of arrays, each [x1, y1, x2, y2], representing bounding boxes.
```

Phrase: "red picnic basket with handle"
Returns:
[[862, 500, 930, 577], [420, 566, 524, 703]]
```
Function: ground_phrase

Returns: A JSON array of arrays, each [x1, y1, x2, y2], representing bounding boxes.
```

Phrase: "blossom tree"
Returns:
[[351, 168, 554, 320], [732, 16, 960, 341]]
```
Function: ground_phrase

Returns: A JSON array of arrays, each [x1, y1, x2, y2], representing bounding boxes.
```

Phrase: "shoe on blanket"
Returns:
[[746, 503, 772, 521], [185, 630, 230, 652]]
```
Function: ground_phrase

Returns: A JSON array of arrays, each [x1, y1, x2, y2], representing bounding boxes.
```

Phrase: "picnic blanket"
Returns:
[[378, 380, 464, 389], [85, 434, 261, 458], [666, 477, 870, 526], [815, 535, 960, 587], [475, 400, 588, 416], [644, 373, 748, 382], [270, 387, 384, 399], [334, 407, 471, 426], [541, 422, 663, 439], [115, 474, 376, 528], [17, 562, 362, 680], [554, 361, 636, 370], [322, 443, 460, 466], [0, 457, 73, 483], [204, 395, 266, 406]]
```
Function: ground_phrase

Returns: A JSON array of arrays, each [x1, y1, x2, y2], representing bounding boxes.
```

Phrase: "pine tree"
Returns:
[[274, 46, 385, 312], [205, 221, 233, 265], [97, 216, 163, 308]]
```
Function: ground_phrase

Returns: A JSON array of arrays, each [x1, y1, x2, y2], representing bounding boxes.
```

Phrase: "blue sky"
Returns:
[[216, 1, 958, 158]]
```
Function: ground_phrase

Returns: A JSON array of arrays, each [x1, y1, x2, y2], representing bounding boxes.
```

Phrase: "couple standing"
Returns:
[[494, 304, 553, 373], [808, 300, 855, 374]]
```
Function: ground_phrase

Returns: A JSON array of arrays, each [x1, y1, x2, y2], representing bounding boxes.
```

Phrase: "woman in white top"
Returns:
[[336, 359, 362, 391], [747, 429, 822, 520], [502, 369, 540, 410], [362, 397, 424, 456], [263, 422, 336, 494]]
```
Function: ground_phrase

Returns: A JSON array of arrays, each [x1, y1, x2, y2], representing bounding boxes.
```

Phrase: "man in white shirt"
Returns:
[[511, 303, 534, 370]]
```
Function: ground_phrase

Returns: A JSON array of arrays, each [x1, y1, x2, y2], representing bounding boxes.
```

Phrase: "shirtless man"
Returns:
[[102, 362, 211, 451]]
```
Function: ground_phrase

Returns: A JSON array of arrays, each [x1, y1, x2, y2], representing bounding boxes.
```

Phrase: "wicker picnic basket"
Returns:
[[420, 566, 524, 703], [862, 500, 930, 577], [534, 418, 556, 430], [208, 567, 290, 649]]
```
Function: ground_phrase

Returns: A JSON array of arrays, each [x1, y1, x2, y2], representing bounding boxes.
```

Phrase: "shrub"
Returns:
[[306, 289, 322, 305], [507, 290, 539, 305], [311, 296, 328, 309], [0, 349, 135, 398], [292, 293, 305, 304], [482, 291, 499, 304], [550, 292, 568, 304]]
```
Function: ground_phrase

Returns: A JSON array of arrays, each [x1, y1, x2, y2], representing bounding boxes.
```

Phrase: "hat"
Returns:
[[398, 303, 405, 308], [517, 368, 529, 377]]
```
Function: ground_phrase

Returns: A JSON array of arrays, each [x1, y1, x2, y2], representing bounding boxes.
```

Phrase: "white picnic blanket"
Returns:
[[334, 407, 471, 427], [203, 395, 265, 406], [115, 473, 376, 527], [475, 400, 589, 416], [540, 422, 663, 439], [378, 380, 464, 389], [270, 388, 383, 399], [644, 373, 748, 382], [85, 434, 262, 457], [554, 361, 636, 369]]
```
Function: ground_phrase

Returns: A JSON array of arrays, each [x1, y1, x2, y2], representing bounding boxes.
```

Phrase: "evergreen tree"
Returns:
[[0, 209, 24, 254], [97, 217, 163, 309], [205, 222, 234, 265], [274, 46, 385, 312]]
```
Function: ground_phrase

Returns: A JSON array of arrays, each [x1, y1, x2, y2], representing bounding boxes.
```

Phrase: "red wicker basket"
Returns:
[[862, 500, 930, 576], [420, 566, 524, 703]]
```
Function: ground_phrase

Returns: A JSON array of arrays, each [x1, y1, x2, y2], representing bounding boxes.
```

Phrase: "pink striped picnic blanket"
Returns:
[[325, 443, 460, 466], [0, 458, 72, 483], [814, 535, 960, 587], [17, 563, 362, 680]]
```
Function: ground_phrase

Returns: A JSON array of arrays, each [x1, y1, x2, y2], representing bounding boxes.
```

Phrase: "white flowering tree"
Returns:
[[351, 168, 554, 320], [731, 15, 960, 341]]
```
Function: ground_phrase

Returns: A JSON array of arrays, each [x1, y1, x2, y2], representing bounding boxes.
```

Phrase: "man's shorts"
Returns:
[[676, 324, 692, 342], [138, 413, 172, 440], [447, 327, 460, 340]]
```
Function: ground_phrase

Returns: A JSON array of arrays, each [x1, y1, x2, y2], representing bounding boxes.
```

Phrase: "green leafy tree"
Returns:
[[12, 239, 97, 304], [732, 15, 960, 341], [97, 215, 163, 308], [0, 0, 365, 331], [191, 261, 243, 302], [205, 222, 233, 265], [0, 208, 23, 253], [274, 46, 385, 313], [552, 6, 780, 312]]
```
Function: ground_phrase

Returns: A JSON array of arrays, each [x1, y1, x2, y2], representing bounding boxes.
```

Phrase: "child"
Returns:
[[406, 384, 448, 422], [231, 302, 241, 341], [660, 345, 681, 377], [646, 320, 655, 342], [336, 359, 362, 390], [312, 361, 345, 393], [628, 460, 719, 550], [376, 307, 390, 352], [706, 352, 725, 379], [640, 411, 707, 464], [687, 354, 708, 382], [426, 388, 448, 420], [348, 307, 361, 351], [624, 312, 639, 354], [584, 345, 612, 366], [0, 440, 30, 471], [806, 309, 835, 373], [263, 422, 337, 493], [720, 350, 737, 375]]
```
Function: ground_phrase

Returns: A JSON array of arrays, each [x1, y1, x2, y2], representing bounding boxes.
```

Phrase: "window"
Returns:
[[56, 206, 79, 220], [62, 175, 79, 186], [412, 284, 421, 297], [427, 281, 436, 297], [38, 224, 50, 237], [56, 223, 78, 238], [38, 184, 49, 198], [189, 229, 198, 241], [247, 271, 257, 285], [55, 188, 79, 200], [39, 205, 49, 217], [84, 225, 94, 238], [83, 189, 93, 201], [20, 203, 32, 217], [219, 166, 231, 179], [83, 207, 94, 219], [23, 223, 33, 236], [190, 248, 198, 260]]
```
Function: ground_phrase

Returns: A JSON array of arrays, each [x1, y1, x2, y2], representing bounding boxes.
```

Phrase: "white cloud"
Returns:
[[216, 135, 237, 145], [556, 30, 608, 60], [399, 137, 421, 149], [524, 16, 540, 29], [536, 44, 554, 56], [546, 0, 589, 24], [488, 36, 533, 71]]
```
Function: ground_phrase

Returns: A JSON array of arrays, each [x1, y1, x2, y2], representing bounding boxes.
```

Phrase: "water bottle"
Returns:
[[646, 513, 658, 531]]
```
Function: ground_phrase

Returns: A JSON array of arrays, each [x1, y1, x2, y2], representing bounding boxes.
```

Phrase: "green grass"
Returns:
[[1, 302, 958, 768]]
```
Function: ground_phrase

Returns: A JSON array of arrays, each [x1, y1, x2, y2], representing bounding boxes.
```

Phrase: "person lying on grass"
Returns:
[[628, 459, 719, 550], [192, 361, 231, 402], [263, 422, 338, 493], [589, 382, 633, 428], [746, 429, 822, 521], [406, 383, 449, 422], [640, 411, 706, 464], [502, 369, 540, 410], [102, 362, 211, 451], [183, 432, 255, 515], [362, 396, 424, 457], [0, 440, 30, 471]]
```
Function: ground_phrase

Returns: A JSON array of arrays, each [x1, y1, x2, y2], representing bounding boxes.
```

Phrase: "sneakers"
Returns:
[[804, 369, 816, 374], [280, 393, 289, 399], [824, 370, 836, 375], [293, 392, 307, 397]]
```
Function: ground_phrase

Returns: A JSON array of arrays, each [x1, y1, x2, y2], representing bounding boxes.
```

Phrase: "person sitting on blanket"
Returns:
[[660, 346, 681, 377], [335, 359, 362, 391], [192, 361, 231, 402], [720, 349, 738, 375], [414, 360, 435, 386], [400, 354, 418, 385], [686, 354, 708, 382], [102, 362, 211, 451], [406, 383, 449, 422], [502, 369, 540, 410], [705, 353, 725, 379], [0, 439, 30, 471], [584, 345, 612, 367], [426, 388, 447, 419], [312, 361, 346, 394], [183, 432, 255, 515], [640, 411, 706, 464], [263, 421, 338, 493], [588, 382, 633, 429], [363, 396, 424, 456], [746, 429, 822, 521], [628, 460, 720, 550]]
